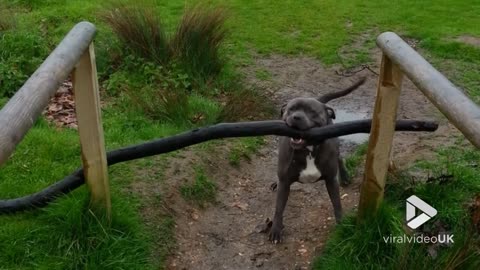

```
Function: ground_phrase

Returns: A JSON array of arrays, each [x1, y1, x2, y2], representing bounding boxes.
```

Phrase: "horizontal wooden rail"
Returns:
[[377, 32, 480, 148], [0, 22, 96, 166], [0, 119, 438, 213]]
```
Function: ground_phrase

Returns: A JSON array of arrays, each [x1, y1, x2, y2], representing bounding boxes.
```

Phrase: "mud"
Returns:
[[456, 35, 480, 48], [132, 46, 461, 269]]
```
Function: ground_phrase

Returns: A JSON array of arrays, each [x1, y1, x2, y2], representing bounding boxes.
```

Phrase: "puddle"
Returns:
[[335, 110, 369, 144]]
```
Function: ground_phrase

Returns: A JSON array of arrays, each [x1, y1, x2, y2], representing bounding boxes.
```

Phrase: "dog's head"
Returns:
[[280, 98, 335, 149]]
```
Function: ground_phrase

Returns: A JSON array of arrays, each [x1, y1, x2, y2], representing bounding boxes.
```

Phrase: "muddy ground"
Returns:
[[132, 47, 461, 269]]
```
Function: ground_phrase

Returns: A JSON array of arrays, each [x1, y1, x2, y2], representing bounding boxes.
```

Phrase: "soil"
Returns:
[[456, 35, 480, 48], [132, 46, 462, 269]]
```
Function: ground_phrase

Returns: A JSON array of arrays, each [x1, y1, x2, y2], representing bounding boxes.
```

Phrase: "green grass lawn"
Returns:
[[1, 0, 479, 269]]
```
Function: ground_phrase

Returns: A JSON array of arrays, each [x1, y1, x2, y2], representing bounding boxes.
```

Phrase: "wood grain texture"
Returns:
[[377, 32, 480, 148], [358, 55, 403, 220], [73, 43, 111, 217]]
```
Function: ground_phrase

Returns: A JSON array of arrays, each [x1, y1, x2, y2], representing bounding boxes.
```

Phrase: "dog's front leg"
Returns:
[[269, 179, 291, 244], [325, 175, 343, 223]]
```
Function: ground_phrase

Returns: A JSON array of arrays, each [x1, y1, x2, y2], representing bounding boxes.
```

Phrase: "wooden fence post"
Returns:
[[358, 54, 403, 220], [0, 22, 96, 167], [73, 42, 111, 218]]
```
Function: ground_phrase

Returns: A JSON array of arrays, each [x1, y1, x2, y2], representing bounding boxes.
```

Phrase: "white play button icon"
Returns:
[[406, 195, 437, 229]]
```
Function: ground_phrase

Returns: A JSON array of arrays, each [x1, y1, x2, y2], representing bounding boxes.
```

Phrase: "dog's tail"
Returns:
[[318, 77, 366, 103]]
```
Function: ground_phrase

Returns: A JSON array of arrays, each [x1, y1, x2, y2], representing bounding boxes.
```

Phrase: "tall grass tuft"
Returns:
[[101, 2, 170, 64], [171, 5, 228, 79]]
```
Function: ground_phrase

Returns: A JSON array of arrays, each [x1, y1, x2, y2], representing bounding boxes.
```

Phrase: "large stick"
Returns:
[[0, 119, 437, 213]]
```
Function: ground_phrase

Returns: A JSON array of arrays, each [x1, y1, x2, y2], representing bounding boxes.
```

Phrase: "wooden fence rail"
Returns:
[[358, 32, 480, 220], [2, 22, 474, 223], [0, 22, 111, 217]]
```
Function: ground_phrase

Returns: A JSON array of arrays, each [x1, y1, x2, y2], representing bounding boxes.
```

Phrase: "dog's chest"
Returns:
[[298, 155, 321, 183]]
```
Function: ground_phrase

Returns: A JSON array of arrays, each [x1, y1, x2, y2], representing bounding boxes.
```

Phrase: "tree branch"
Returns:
[[0, 119, 438, 213]]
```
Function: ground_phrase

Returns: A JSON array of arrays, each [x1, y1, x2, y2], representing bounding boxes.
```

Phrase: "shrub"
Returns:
[[103, 2, 228, 82], [124, 83, 221, 126], [101, 2, 170, 65], [171, 5, 228, 80], [116, 61, 190, 123]]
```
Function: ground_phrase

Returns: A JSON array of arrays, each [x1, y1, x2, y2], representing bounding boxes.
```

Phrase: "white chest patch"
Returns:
[[298, 155, 321, 183]]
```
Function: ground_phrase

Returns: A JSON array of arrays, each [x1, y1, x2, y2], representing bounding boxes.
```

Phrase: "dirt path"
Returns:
[[134, 48, 461, 269]]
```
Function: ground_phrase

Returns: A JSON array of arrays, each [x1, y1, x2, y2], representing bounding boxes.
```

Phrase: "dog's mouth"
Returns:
[[290, 137, 306, 149]]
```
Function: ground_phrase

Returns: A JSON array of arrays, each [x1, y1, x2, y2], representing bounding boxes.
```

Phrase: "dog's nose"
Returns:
[[293, 114, 301, 121]]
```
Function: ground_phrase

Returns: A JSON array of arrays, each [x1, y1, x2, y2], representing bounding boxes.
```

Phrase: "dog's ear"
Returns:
[[326, 106, 336, 119], [279, 103, 287, 118]]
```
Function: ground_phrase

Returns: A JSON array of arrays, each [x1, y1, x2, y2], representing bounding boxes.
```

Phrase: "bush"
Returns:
[[101, 2, 170, 65], [124, 84, 221, 126], [103, 3, 228, 82], [171, 5, 228, 80], [109, 57, 220, 125]]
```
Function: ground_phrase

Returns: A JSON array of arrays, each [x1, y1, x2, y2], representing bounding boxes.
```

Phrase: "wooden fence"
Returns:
[[0, 22, 477, 221], [0, 22, 111, 217], [358, 32, 480, 219]]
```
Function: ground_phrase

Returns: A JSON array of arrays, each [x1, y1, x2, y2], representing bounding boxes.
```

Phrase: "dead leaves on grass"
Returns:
[[43, 80, 78, 129]]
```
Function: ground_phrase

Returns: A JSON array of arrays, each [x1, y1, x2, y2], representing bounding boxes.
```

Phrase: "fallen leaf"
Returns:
[[191, 211, 199, 221], [232, 202, 248, 211]]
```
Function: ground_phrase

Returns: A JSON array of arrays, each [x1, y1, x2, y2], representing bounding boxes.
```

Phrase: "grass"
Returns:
[[0, 194, 152, 269], [0, 120, 156, 269], [344, 142, 368, 178], [180, 167, 217, 207], [228, 137, 266, 166], [219, 87, 274, 122], [0, 110, 187, 269], [314, 204, 404, 269], [315, 144, 480, 269], [0, 0, 479, 269], [255, 68, 272, 81]]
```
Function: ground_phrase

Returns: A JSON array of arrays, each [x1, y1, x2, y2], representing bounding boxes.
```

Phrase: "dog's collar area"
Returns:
[[306, 145, 315, 157]]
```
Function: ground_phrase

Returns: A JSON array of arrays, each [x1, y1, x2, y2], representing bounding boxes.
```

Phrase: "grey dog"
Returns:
[[269, 77, 366, 243]]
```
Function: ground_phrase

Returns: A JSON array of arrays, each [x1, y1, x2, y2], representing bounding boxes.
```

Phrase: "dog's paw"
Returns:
[[270, 182, 278, 192], [268, 226, 283, 244]]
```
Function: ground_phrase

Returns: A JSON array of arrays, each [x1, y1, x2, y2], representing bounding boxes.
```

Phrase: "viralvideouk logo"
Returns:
[[383, 195, 454, 244], [406, 195, 437, 229]]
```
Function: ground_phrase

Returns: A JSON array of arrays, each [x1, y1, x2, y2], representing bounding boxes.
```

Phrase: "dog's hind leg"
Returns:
[[338, 158, 350, 186], [325, 174, 342, 223]]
